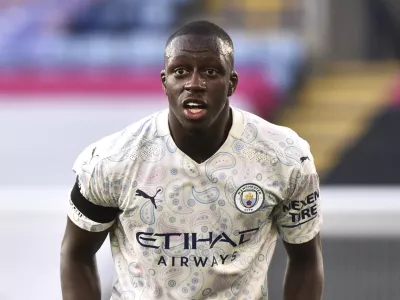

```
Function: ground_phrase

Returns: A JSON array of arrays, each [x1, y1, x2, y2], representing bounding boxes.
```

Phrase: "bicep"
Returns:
[[61, 217, 109, 258], [283, 233, 322, 263]]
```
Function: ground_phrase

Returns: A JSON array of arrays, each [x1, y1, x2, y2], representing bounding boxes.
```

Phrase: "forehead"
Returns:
[[165, 35, 233, 66]]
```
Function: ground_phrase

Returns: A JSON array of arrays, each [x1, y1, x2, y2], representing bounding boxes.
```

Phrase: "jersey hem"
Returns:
[[281, 218, 323, 244]]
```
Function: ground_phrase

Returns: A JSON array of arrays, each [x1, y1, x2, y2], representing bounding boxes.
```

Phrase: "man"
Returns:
[[60, 20, 324, 300]]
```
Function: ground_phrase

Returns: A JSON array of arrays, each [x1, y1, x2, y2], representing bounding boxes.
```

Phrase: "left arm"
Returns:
[[272, 134, 324, 299], [283, 233, 324, 300]]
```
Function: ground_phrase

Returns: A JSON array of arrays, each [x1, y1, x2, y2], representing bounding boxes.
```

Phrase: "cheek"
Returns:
[[167, 76, 178, 86], [211, 80, 230, 98], [165, 77, 181, 95]]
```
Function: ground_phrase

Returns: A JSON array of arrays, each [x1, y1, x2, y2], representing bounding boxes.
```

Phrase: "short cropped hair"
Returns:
[[165, 20, 234, 66]]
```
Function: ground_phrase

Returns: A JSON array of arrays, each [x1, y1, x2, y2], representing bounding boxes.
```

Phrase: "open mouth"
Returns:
[[183, 100, 208, 119]]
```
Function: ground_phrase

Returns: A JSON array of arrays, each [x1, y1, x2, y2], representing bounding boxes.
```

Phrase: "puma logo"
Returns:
[[300, 156, 310, 164], [135, 188, 162, 209]]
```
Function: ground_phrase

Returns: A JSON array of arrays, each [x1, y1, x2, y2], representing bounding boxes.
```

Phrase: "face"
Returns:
[[161, 35, 238, 133]]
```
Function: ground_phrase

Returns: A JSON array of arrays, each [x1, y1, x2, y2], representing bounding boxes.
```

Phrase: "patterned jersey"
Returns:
[[68, 107, 322, 300]]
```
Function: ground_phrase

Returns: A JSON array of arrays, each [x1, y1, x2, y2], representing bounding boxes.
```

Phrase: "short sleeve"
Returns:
[[68, 144, 119, 232], [274, 141, 323, 244]]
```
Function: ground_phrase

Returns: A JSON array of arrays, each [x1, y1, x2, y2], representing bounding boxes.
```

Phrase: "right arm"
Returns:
[[61, 142, 120, 299], [60, 218, 109, 300]]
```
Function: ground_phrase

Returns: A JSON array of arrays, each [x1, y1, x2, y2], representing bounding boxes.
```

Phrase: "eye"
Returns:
[[205, 69, 218, 76], [174, 68, 189, 76]]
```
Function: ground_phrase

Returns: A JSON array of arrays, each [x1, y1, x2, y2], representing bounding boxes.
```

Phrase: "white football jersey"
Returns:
[[68, 107, 322, 300]]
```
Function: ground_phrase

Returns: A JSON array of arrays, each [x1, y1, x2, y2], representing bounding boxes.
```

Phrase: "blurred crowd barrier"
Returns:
[[1, 184, 399, 300]]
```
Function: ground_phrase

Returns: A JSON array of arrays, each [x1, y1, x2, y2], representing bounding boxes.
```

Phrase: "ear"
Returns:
[[160, 70, 167, 95], [228, 71, 239, 97]]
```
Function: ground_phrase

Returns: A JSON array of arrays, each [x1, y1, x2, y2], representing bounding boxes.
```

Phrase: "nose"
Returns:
[[184, 71, 206, 92]]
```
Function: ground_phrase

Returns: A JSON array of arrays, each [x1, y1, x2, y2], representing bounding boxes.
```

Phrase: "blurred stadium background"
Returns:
[[1, 0, 399, 299]]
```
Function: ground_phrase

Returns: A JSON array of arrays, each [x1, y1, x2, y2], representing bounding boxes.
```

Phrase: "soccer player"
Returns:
[[60, 21, 324, 300]]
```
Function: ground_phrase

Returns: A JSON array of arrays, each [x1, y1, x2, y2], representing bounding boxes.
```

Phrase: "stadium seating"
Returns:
[[325, 74, 400, 183], [276, 62, 399, 179]]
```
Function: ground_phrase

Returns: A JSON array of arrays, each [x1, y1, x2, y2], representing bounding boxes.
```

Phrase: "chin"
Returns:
[[181, 119, 210, 134]]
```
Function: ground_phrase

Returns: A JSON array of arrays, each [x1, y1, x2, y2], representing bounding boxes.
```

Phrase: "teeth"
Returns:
[[187, 102, 200, 107], [188, 108, 203, 114], [185, 101, 206, 114]]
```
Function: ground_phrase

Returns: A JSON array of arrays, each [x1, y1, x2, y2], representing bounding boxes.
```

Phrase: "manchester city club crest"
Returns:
[[234, 183, 265, 214]]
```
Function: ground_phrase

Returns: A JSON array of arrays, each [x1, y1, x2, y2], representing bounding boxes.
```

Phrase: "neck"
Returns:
[[169, 105, 232, 163]]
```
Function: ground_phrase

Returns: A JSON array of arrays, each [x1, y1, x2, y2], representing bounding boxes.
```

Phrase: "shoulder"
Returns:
[[233, 108, 314, 172], [73, 110, 164, 175], [235, 107, 310, 150]]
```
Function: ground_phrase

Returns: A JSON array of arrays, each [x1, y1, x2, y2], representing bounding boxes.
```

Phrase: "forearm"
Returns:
[[283, 259, 324, 300], [60, 253, 102, 300]]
